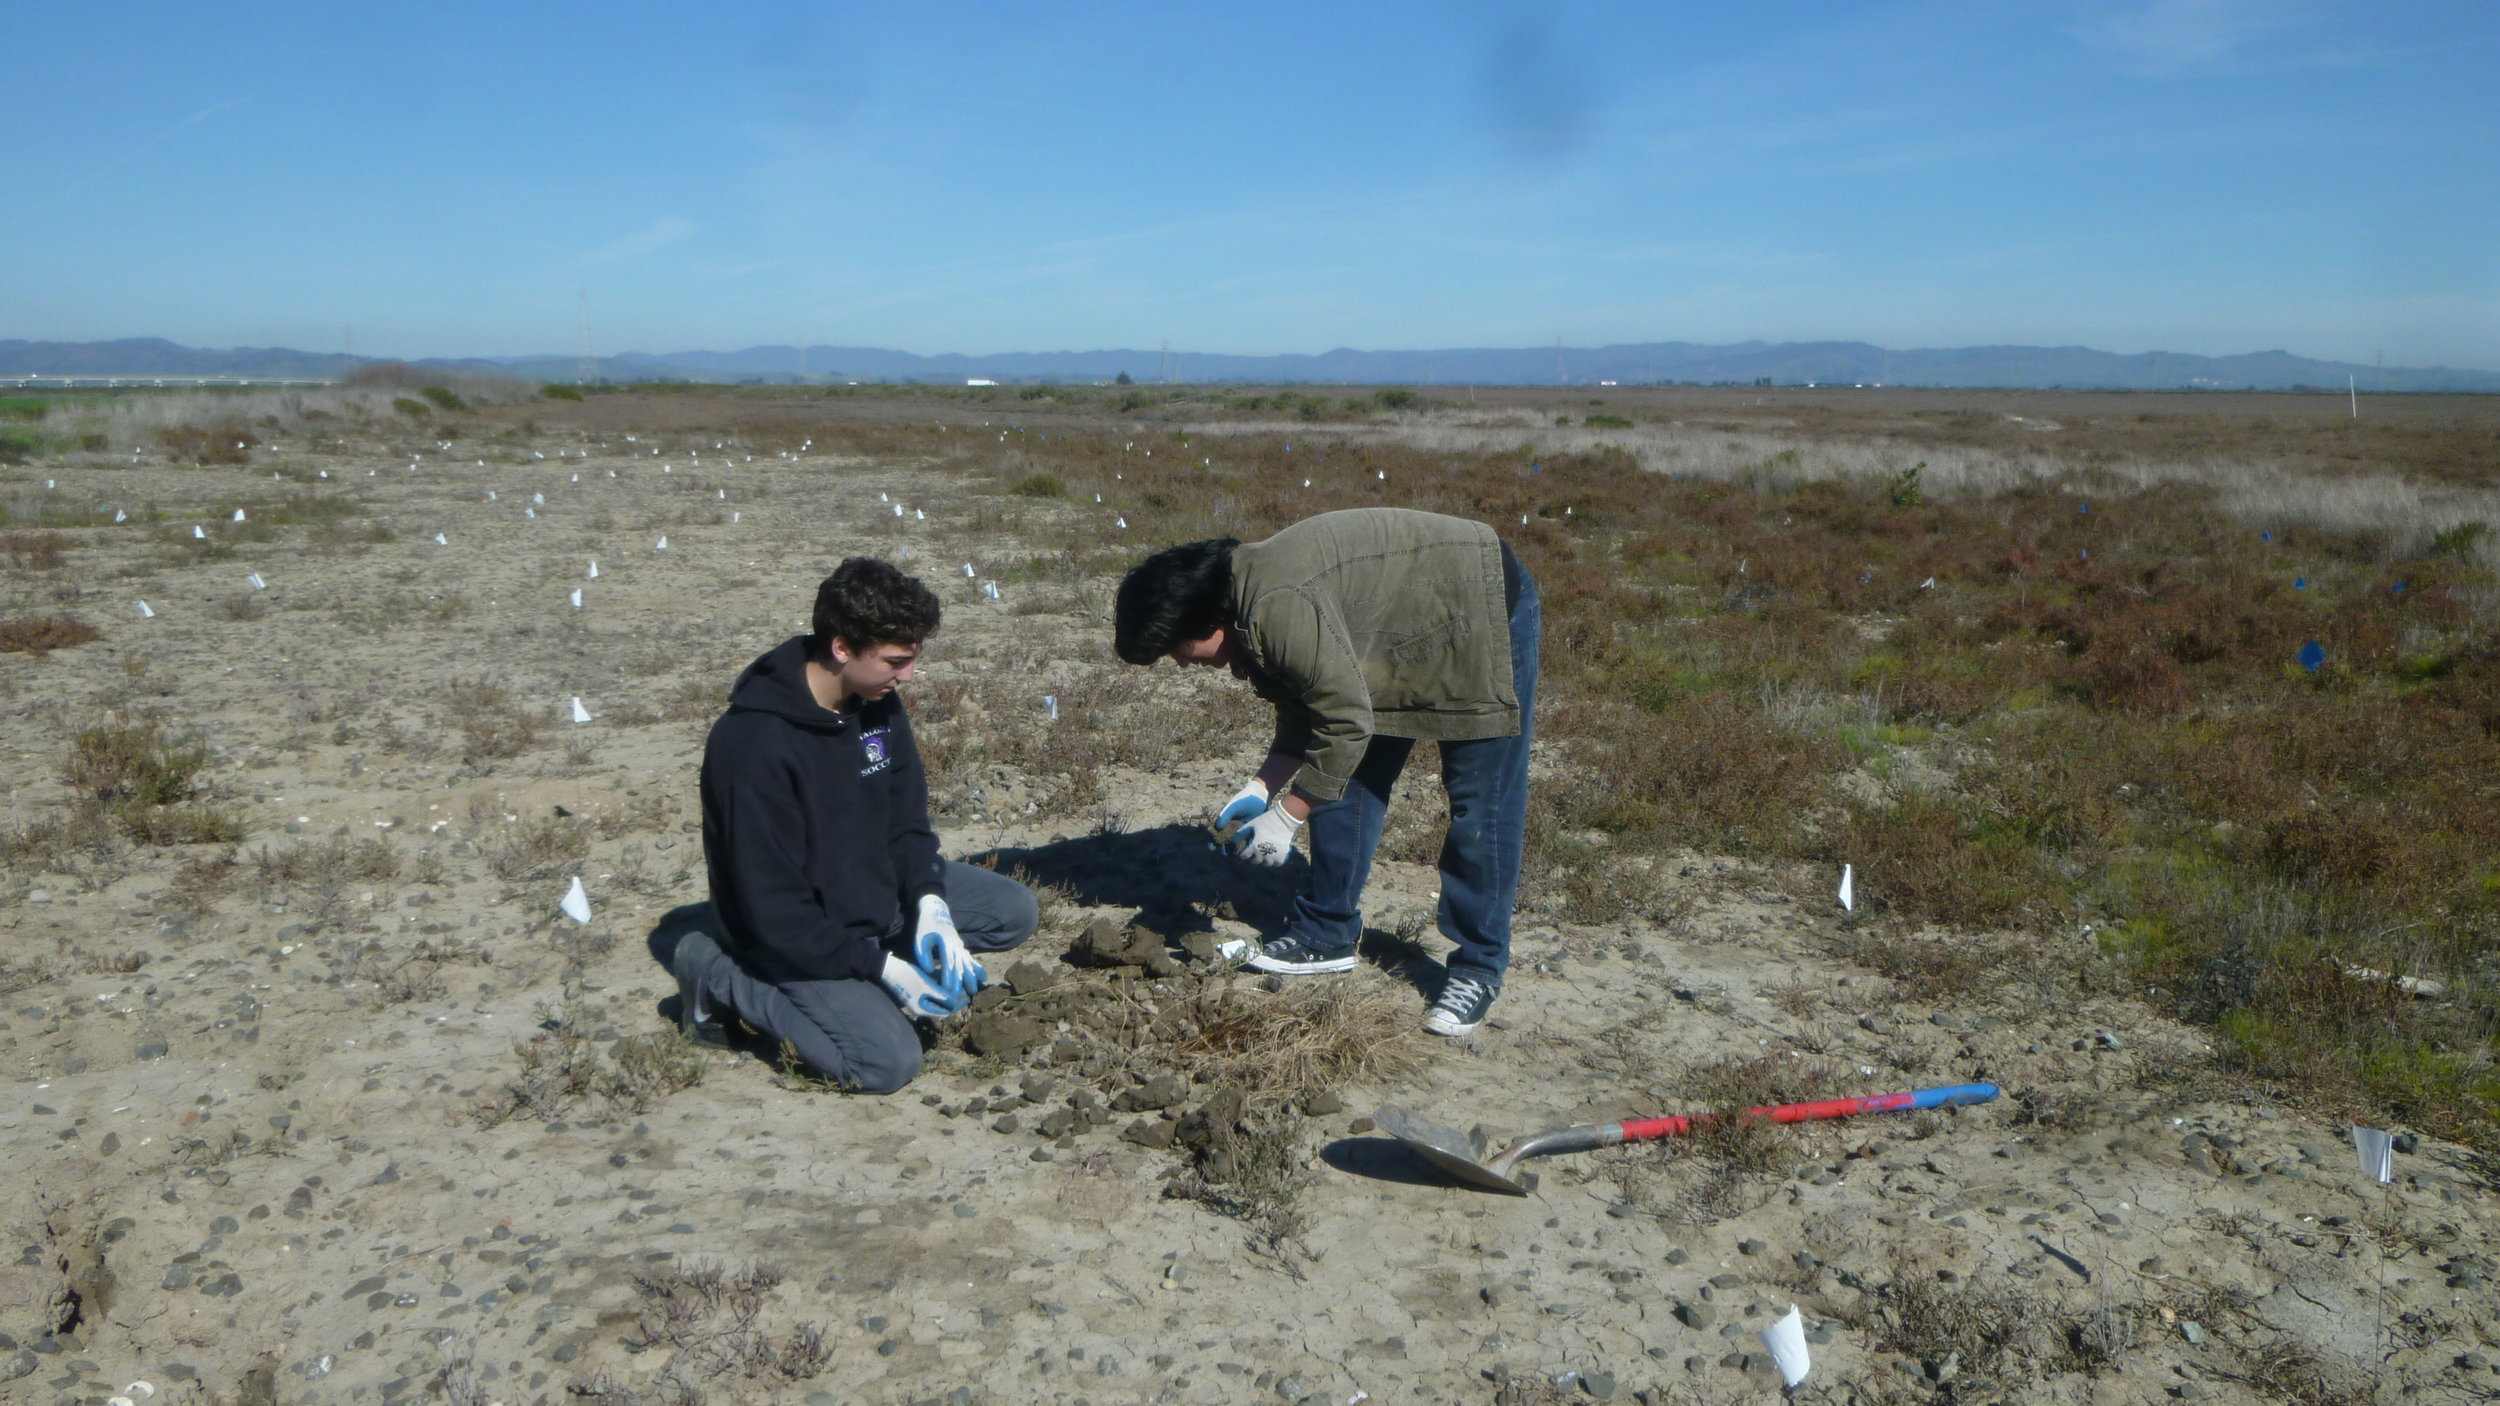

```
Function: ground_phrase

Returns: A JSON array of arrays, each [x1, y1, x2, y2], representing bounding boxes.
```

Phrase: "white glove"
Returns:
[[1210, 777, 1269, 850], [1227, 802, 1303, 867], [912, 894, 985, 1000], [882, 953, 966, 1020]]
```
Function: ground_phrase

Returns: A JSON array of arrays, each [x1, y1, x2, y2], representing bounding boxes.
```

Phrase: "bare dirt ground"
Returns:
[[2, 396, 2494, 1406]]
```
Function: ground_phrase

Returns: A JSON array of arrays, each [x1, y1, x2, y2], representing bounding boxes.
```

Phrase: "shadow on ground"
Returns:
[[974, 822, 1303, 934]]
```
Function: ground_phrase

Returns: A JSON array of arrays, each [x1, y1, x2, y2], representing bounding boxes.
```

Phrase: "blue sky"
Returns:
[[8, 1, 2496, 365]]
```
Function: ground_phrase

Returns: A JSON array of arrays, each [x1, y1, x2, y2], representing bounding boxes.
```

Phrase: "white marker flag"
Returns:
[[1043, 695, 1059, 721], [2354, 1127, 2395, 1183], [914, 508, 924, 520], [560, 876, 592, 926], [247, 573, 266, 590], [114, 509, 127, 523], [654, 535, 668, 550], [586, 561, 599, 579], [1921, 577, 1936, 589], [1115, 517, 1128, 529], [135, 601, 155, 618], [233, 508, 246, 522], [717, 489, 726, 500], [193, 525, 206, 539], [892, 503, 904, 517], [570, 697, 593, 724], [486, 491, 497, 501], [569, 588, 583, 610], [525, 508, 536, 518], [1760, 1305, 1811, 1388], [982, 581, 1000, 600], [434, 532, 448, 546], [1838, 864, 1855, 912], [963, 563, 976, 578]]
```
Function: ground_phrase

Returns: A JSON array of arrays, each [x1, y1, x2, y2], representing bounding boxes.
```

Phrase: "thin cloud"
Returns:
[[47, 94, 255, 202], [583, 218, 698, 265], [2071, 0, 2307, 76]]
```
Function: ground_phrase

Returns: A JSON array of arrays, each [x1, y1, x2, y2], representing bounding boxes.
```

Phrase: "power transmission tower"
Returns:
[[576, 290, 596, 385]]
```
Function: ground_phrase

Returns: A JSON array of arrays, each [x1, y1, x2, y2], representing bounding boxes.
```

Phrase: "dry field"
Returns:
[[0, 381, 2495, 1406]]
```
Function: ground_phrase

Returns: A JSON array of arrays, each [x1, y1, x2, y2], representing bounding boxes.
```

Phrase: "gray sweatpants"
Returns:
[[669, 861, 1038, 1093]]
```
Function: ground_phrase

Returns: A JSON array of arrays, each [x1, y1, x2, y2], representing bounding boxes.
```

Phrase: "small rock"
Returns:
[[1580, 1369, 1616, 1398], [963, 1013, 1044, 1059], [1304, 1089, 1345, 1116], [991, 1114, 1020, 1134], [1120, 1119, 1176, 1150], [1677, 1303, 1715, 1329], [135, 1042, 170, 1061], [2180, 1322, 2207, 1346]]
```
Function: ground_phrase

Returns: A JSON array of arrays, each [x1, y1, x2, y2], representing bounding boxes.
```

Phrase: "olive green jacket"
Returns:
[[1227, 508, 1518, 803]]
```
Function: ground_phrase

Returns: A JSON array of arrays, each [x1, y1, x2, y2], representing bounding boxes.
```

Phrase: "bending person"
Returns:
[[1114, 508, 1538, 1037]]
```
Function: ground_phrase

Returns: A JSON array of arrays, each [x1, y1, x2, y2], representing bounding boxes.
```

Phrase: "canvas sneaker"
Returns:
[[1244, 932, 1358, 975], [1424, 972, 1499, 1037]]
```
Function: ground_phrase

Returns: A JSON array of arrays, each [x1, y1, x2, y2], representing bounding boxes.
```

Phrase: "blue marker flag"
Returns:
[[2079, 502, 2089, 514], [2294, 576, 2308, 590], [2392, 582, 2406, 594], [2298, 640, 2326, 673], [2261, 530, 2273, 542]]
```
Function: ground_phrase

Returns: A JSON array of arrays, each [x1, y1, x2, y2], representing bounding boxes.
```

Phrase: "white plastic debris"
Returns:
[[123, 1384, 155, 1400], [135, 600, 154, 618], [1760, 1304, 1812, 1387], [247, 573, 266, 590], [1920, 577, 1936, 589], [525, 507, 536, 518], [2354, 1126, 2395, 1183], [571, 697, 593, 724], [1838, 864, 1854, 912], [569, 588, 583, 610], [561, 876, 592, 926], [486, 490, 497, 501]]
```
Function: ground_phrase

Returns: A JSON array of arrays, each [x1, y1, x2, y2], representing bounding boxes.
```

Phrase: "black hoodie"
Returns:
[[698, 635, 943, 985]]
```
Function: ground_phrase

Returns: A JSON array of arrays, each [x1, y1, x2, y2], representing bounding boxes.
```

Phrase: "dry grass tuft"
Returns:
[[1171, 970, 1427, 1102], [0, 615, 101, 654]]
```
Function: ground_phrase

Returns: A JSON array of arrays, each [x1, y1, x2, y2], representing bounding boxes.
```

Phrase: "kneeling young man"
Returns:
[[678, 557, 1036, 1093], [1114, 507, 1539, 1037]]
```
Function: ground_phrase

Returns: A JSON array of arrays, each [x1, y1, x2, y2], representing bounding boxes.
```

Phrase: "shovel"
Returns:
[[1373, 1082, 1999, 1194]]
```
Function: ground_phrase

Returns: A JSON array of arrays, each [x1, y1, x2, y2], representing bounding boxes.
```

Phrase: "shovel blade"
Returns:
[[1374, 1106, 1533, 1194]]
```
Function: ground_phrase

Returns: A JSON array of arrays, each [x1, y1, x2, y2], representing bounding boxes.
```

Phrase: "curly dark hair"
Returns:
[[810, 557, 941, 658], [1113, 537, 1239, 664]]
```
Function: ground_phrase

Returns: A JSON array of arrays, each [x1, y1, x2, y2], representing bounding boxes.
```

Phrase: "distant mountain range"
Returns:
[[6, 336, 2495, 392]]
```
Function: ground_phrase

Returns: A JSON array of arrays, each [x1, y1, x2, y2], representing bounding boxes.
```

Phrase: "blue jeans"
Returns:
[[1283, 568, 1539, 984]]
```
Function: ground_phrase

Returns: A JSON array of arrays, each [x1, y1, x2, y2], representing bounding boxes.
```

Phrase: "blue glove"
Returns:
[[912, 894, 986, 1001], [1210, 778, 1269, 850], [1227, 803, 1303, 867], [881, 954, 966, 1020]]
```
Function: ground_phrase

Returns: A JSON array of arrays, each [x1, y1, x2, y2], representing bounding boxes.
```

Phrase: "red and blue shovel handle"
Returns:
[[1540, 1083, 1999, 1158]]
